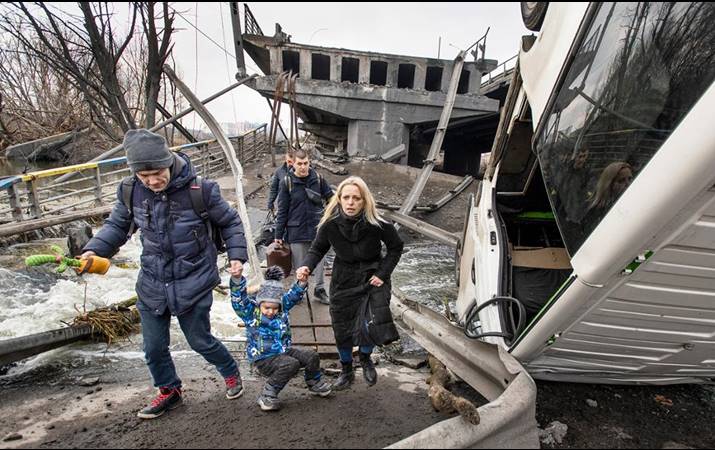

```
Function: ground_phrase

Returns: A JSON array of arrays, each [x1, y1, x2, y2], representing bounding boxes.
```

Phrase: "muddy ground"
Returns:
[[1, 157, 714, 448], [0, 352, 449, 449]]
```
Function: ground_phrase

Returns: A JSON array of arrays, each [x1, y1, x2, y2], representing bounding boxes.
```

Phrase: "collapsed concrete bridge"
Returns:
[[234, 7, 501, 176]]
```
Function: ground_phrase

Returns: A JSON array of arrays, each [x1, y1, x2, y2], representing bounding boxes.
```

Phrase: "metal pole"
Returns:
[[163, 65, 264, 288], [94, 166, 103, 206], [229, 2, 247, 77], [7, 184, 24, 222], [27, 180, 42, 219], [398, 51, 466, 219]]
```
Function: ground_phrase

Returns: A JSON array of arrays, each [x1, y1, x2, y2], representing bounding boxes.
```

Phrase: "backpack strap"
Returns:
[[121, 177, 137, 237], [189, 176, 213, 241], [283, 174, 293, 194], [317, 173, 326, 198]]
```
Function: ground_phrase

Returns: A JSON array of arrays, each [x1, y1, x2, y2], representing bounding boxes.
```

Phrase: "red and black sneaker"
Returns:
[[225, 373, 244, 400], [137, 387, 183, 419]]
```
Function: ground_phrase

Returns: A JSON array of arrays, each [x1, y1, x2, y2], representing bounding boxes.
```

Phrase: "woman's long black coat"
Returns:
[[303, 213, 404, 347]]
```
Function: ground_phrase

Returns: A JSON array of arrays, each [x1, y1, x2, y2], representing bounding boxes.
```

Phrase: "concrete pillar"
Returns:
[[414, 63, 427, 91], [387, 61, 399, 88], [347, 120, 409, 158], [469, 69, 482, 94], [269, 47, 282, 75], [330, 55, 342, 82], [358, 56, 370, 84], [299, 49, 312, 79]]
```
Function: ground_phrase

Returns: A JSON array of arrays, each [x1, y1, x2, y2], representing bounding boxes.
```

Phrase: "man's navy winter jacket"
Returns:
[[274, 168, 333, 244], [83, 153, 248, 316], [266, 162, 291, 210]]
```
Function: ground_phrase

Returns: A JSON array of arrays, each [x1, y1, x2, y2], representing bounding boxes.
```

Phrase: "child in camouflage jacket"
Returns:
[[231, 266, 332, 411]]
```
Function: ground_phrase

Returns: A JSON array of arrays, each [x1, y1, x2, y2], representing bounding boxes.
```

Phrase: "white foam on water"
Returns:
[[0, 235, 142, 339]]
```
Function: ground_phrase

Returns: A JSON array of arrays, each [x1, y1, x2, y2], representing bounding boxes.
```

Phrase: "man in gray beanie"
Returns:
[[82, 129, 249, 419]]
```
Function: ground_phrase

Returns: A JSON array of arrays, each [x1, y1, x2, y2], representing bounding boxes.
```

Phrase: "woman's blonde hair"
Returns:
[[589, 162, 633, 210], [318, 176, 384, 228]]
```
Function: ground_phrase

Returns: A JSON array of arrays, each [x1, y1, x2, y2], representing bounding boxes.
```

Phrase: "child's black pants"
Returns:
[[254, 347, 321, 390]]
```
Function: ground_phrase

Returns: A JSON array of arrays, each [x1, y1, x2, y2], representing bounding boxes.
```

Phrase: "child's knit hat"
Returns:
[[255, 266, 285, 307]]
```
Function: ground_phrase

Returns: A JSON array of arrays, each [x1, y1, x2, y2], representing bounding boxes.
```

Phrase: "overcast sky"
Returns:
[[168, 2, 530, 131]]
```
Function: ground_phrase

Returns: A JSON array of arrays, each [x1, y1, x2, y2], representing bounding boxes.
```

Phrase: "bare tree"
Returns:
[[0, 34, 90, 146], [139, 2, 174, 128], [0, 2, 177, 146]]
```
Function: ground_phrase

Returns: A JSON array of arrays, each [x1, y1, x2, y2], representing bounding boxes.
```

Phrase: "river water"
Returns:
[[0, 157, 61, 178], [0, 233, 456, 380]]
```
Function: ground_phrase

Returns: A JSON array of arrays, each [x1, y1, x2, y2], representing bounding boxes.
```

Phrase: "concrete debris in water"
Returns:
[[539, 421, 568, 446]]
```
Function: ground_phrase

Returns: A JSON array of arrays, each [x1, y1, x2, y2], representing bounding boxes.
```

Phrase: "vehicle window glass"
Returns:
[[536, 2, 715, 255]]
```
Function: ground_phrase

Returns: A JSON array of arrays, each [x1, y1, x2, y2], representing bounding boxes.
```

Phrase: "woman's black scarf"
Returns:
[[336, 207, 367, 242]]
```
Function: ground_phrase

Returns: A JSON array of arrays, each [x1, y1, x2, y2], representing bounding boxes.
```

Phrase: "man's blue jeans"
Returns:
[[139, 292, 238, 389]]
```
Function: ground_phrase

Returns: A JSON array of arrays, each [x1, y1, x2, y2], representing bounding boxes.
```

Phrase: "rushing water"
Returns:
[[0, 230, 456, 379], [0, 157, 63, 178]]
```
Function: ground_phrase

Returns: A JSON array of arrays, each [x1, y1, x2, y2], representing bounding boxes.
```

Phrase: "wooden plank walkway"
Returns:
[[289, 282, 337, 355]]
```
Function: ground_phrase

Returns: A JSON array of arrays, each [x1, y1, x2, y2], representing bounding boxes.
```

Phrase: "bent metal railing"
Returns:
[[0, 124, 267, 229]]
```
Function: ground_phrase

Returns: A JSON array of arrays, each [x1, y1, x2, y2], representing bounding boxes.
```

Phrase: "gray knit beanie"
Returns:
[[255, 266, 286, 307], [124, 129, 174, 173]]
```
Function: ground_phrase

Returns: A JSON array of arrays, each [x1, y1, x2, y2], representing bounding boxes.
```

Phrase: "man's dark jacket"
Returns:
[[274, 168, 333, 244], [267, 162, 291, 210], [83, 153, 248, 316]]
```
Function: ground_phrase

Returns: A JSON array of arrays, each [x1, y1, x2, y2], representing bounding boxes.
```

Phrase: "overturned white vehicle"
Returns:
[[457, 2, 715, 384]]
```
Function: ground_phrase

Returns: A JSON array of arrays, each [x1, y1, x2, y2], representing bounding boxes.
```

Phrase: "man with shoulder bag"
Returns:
[[274, 149, 333, 304]]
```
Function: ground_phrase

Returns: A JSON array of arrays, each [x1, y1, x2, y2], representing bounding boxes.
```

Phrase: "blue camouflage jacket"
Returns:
[[230, 276, 306, 362]]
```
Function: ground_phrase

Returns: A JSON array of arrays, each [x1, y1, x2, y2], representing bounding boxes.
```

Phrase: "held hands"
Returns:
[[296, 267, 309, 286], [369, 275, 384, 287], [274, 239, 284, 246], [228, 260, 244, 278], [296, 266, 310, 281]]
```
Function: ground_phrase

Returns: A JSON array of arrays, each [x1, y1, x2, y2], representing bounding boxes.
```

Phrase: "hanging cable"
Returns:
[[168, 4, 262, 74], [192, 2, 199, 132]]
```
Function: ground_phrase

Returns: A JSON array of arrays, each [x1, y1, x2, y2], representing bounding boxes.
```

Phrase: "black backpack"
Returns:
[[121, 176, 227, 253]]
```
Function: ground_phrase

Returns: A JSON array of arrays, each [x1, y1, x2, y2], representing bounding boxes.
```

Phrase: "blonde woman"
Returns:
[[297, 176, 404, 390]]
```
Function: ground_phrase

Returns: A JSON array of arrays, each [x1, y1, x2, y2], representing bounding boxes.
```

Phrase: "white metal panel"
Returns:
[[516, 189, 715, 383], [518, 3, 590, 127]]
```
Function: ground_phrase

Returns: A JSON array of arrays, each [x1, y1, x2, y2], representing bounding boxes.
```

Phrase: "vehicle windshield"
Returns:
[[535, 2, 715, 256]]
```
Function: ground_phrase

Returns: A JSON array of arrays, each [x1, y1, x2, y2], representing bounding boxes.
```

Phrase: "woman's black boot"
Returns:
[[333, 362, 355, 391], [360, 353, 377, 386]]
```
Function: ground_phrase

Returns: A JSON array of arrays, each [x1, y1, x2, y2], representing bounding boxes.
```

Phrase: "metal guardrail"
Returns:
[[388, 288, 539, 448], [244, 3, 264, 36], [0, 125, 267, 227], [484, 54, 518, 85]]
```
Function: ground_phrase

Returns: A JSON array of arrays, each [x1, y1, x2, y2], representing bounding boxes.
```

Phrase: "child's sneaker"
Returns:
[[225, 373, 244, 400], [307, 378, 332, 397], [258, 395, 281, 411], [137, 387, 182, 419], [258, 384, 281, 411]]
